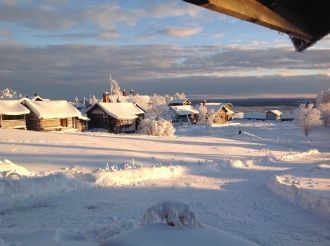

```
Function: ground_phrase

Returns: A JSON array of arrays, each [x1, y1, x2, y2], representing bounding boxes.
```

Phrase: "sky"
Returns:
[[0, 0, 329, 99]]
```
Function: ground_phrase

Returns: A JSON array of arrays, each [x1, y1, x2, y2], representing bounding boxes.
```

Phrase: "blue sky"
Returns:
[[0, 0, 329, 99]]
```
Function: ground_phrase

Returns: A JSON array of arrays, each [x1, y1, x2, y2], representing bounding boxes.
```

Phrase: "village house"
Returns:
[[170, 105, 199, 124], [22, 100, 88, 132], [266, 110, 282, 120], [85, 101, 145, 133], [169, 98, 192, 106], [0, 100, 30, 129], [203, 102, 235, 124]]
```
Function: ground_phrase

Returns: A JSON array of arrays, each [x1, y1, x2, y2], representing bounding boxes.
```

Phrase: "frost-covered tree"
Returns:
[[316, 88, 330, 106], [137, 118, 175, 136], [127, 95, 150, 111], [147, 94, 169, 118], [318, 103, 330, 127], [89, 94, 98, 105], [315, 88, 330, 127], [295, 103, 322, 136], [0, 88, 22, 99], [110, 78, 121, 96], [196, 104, 207, 123]]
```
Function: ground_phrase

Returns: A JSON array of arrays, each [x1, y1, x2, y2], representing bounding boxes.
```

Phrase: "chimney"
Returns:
[[103, 91, 110, 103]]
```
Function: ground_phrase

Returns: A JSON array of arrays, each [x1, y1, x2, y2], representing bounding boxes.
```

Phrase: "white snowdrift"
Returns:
[[0, 161, 185, 200], [0, 172, 89, 200], [267, 165, 330, 219], [101, 223, 258, 246], [95, 166, 185, 187]]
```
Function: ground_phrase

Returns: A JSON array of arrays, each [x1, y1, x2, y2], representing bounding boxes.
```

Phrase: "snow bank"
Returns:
[[101, 223, 258, 246], [229, 159, 255, 169], [278, 149, 319, 161], [267, 165, 330, 219], [0, 159, 31, 177], [95, 166, 185, 187], [0, 172, 89, 200]]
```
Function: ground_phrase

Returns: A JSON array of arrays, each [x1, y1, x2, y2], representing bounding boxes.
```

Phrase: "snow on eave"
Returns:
[[24, 100, 81, 119], [93, 102, 144, 120], [267, 110, 282, 116], [0, 100, 30, 115], [170, 105, 199, 115], [170, 98, 191, 105]]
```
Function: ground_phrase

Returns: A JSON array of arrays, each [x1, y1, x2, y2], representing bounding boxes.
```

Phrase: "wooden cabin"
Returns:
[[22, 100, 88, 132], [0, 100, 30, 129], [204, 103, 234, 124], [170, 105, 199, 124], [266, 110, 282, 120], [86, 102, 145, 133]]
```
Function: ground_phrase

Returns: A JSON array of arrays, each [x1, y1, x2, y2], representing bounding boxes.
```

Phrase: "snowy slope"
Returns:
[[0, 121, 329, 245]]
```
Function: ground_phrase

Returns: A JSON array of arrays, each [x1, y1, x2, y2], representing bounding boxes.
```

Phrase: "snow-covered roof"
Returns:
[[0, 100, 30, 115], [170, 105, 199, 116], [31, 95, 49, 101], [94, 102, 145, 120], [170, 98, 191, 105], [267, 110, 282, 116], [24, 100, 82, 119], [244, 112, 266, 119], [204, 103, 234, 115]]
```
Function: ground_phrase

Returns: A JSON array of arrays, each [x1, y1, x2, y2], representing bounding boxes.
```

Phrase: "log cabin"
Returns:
[[22, 100, 88, 131], [0, 100, 30, 129], [86, 102, 145, 133], [204, 103, 234, 124], [170, 105, 199, 124]]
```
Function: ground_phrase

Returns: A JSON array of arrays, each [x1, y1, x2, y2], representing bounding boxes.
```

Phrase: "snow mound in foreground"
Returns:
[[279, 149, 319, 161], [101, 223, 258, 246], [267, 166, 330, 218], [0, 159, 31, 177], [142, 200, 202, 229]]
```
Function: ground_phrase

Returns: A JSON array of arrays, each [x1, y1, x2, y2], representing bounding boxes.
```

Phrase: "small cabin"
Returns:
[[170, 105, 199, 124], [0, 100, 30, 129], [266, 110, 282, 120], [169, 98, 191, 106], [22, 100, 88, 132], [204, 103, 234, 124], [244, 113, 266, 121], [86, 102, 145, 133]]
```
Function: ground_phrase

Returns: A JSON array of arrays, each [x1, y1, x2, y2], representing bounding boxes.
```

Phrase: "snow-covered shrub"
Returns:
[[138, 118, 175, 136], [142, 200, 202, 229], [295, 103, 322, 136]]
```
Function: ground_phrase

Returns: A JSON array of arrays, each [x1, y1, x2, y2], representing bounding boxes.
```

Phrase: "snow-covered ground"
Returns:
[[0, 121, 329, 245]]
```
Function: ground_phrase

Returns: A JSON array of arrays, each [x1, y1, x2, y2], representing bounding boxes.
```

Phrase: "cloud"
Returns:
[[0, 27, 11, 37], [0, 43, 329, 98], [159, 27, 203, 37]]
